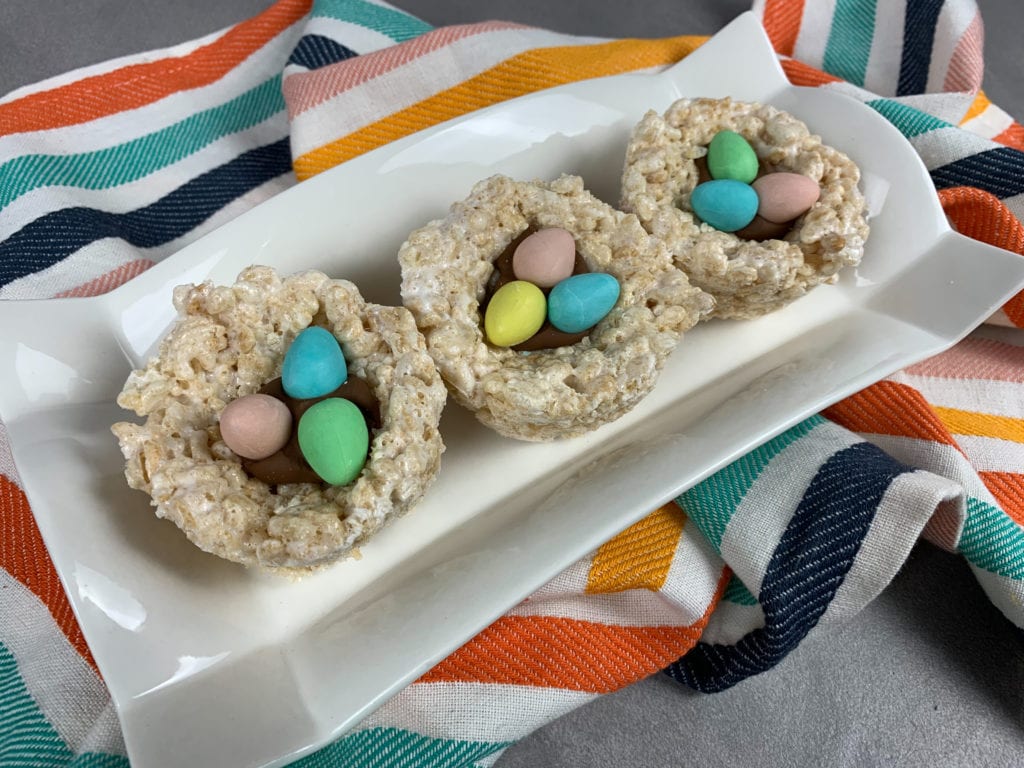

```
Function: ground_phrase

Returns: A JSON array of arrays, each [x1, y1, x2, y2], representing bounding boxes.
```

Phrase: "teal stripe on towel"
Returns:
[[867, 98, 951, 139], [677, 415, 827, 552], [292, 726, 511, 768], [960, 496, 1024, 578], [723, 574, 759, 606], [823, 0, 878, 86], [310, 0, 433, 42], [0, 76, 285, 210], [0, 641, 130, 767], [0, 642, 73, 767]]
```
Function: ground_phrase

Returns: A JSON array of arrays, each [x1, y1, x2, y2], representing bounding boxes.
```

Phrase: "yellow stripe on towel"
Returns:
[[586, 503, 687, 594], [935, 405, 1024, 443], [960, 90, 991, 124], [294, 35, 706, 180]]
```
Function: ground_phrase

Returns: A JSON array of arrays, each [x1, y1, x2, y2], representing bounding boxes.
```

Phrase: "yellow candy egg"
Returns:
[[484, 280, 546, 347]]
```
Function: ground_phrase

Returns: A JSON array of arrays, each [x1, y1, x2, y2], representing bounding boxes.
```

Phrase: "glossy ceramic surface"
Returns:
[[2, 13, 1023, 768]]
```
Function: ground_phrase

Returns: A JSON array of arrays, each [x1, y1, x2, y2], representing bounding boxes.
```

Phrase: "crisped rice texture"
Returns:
[[112, 267, 447, 571], [398, 174, 713, 441], [621, 97, 869, 319]]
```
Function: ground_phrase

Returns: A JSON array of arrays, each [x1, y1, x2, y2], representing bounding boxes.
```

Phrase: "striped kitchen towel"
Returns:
[[1, 0, 1023, 766]]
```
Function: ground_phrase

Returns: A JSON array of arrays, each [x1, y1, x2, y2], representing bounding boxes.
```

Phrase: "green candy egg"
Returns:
[[297, 398, 369, 486], [706, 130, 759, 183]]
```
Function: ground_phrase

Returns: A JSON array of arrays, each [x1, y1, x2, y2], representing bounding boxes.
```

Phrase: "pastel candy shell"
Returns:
[[753, 173, 821, 223], [297, 398, 369, 486], [484, 280, 547, 347], [547, 272, 620, 334], [220, 394, 292, 460], [282, 326, 348, 399], [512, 228, 576, 288], [690, 180, 759, 233], [706, 130, 759, 183]]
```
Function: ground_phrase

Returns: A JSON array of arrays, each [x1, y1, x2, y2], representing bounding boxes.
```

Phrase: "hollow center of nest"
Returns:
[[482, 226, 621, 352]]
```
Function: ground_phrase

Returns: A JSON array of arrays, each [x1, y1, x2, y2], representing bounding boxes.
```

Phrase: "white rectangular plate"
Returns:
[[2, 13, 1024, 768]]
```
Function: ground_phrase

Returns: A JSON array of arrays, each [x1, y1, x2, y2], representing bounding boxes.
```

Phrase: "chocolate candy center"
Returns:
[[242, 375, 380, 486], [693, 156, 795, 241], [483, 228, 593, 351]]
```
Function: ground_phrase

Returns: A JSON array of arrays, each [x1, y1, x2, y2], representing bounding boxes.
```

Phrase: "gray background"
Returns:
[[2, 2, 1022, 766], [1, 1, 1021, 116]]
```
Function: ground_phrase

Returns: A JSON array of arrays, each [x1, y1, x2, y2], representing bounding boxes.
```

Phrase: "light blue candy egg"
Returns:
[[691, 179, 759, 232], [547, 272, 621, 334], [282, 326, 348, 399]]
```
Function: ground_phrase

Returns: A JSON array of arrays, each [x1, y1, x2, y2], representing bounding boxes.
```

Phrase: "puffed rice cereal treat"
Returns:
[[398, 174, 713, 441], [112, 266, 447, 571], [621, 97, 869, 319]]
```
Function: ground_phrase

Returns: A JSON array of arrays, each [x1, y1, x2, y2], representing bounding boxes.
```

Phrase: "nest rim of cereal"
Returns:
[[398, 174, 713, 441], [112, 266, 447, 572], [620, 96, 870, 320]]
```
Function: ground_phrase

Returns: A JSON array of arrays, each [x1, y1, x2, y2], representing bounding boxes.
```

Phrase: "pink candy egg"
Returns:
[[512, 228, 576, 288], [753, 173, 821, 224], [220, 394, 293, 460]]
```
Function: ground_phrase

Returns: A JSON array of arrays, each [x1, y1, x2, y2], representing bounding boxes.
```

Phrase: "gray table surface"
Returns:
[[2, 2, 1022, 767]]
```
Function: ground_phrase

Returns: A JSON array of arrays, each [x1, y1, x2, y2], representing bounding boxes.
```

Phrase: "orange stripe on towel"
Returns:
[[420, 573, 727, 692], [0, 475, 96, 670], [293, 35, 706, 179], [0, 0, 310, 135], [761, 0, 805, 57], [978, 471, 1024, 528], [993, 122, 1024, 152], [780, 58, 842, 87], [937, 186, 1024, 327], [824, 381, 959, 448]]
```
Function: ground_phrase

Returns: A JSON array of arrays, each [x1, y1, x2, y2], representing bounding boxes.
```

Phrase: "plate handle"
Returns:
[[864, 229, 1024, 343], [660, 12, 788, 102]]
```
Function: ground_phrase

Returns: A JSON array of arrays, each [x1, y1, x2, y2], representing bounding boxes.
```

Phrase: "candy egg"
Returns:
[[297, 398, 369, 486], [706, 130, 759, 183], [512, 228, 577, 288], [220, 394, 292, 460], [752, 172, 821, 223], [484, 280, 547, 347], [691, 180, 759, 232], [282, 326, 348, 400], [547, 272, 620, 334]]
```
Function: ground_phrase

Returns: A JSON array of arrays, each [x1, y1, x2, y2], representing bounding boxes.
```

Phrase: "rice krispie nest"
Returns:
[[620, 97, 869, 319], [398, 174, 713, 441], [112, 266, 447, 571]]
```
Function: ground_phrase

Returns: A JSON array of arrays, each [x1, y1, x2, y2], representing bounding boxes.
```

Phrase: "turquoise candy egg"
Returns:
[[297, 398, 369, 486], [706, 130, 759, 183], [282, 326, 348, 399], [691, 180, 759, 232], [547, 272, 621, 334]]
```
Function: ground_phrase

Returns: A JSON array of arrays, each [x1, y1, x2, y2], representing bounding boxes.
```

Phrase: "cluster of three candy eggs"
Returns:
[[484, 228, 621, 348], [219, 327, 369, 486], [690, 130, 821, 233]]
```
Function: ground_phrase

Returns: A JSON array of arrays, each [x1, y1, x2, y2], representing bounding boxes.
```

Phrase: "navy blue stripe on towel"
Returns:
[[666, 442, 912, 692], [931, 147, 1024, 199], [288, 34, 359, 70], [0, 138, 292, 287], [897, 0, 944, 96]]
